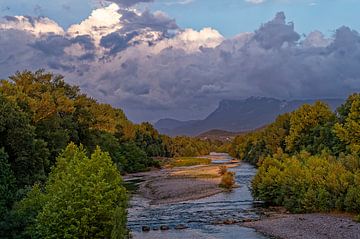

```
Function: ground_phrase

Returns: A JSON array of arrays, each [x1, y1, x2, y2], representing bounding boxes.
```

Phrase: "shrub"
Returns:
[[252, 151, 360, 214], [218, 166, 227, 175], [220, 172, 235, 190]]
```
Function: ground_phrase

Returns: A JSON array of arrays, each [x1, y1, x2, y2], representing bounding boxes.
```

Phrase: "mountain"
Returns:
[[154, 119, 200, 132], [154, 97, 344, 136]]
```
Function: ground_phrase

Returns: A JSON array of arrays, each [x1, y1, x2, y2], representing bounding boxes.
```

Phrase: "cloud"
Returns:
[[67, 3, 122, 44], [0, 7, 360, 122], [0, 15, 64, 36]]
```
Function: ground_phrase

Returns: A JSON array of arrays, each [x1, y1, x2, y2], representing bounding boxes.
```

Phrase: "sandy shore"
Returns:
[[125, 163, 238, 205], [243, 211, 360, 239]]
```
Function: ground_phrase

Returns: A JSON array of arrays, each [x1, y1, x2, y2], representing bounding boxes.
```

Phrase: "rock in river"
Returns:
[[142, 226, 150, 232], [175, 224, 188, 230], [160, 225, 169, 230]]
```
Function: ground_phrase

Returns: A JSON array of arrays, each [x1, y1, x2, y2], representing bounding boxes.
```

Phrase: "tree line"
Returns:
[[229, 94, 360, 220], [0, 70, 217, 238]]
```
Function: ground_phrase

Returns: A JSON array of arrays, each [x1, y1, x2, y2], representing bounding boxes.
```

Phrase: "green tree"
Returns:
[[0, 149, 17, 237], [335, 93, 360, 153], [0, 93, 49, 187], [285, 101, 336, 154], [119, 142, 156, 173], [19, 144, 128, 239]]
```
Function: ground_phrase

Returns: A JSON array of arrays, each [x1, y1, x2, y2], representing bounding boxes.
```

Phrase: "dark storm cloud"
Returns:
[[71, 35, 95, 50], [253, 12, 300, 49], [118, 9, 177, 32], [32, 35, 71, 55], [1, 10, 360, 122], [98, 8, 177, 55], [100, 31, 139, 54]]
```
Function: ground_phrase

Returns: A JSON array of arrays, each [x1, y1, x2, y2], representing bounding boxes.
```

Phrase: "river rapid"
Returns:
[[127, 153, 269, 239]]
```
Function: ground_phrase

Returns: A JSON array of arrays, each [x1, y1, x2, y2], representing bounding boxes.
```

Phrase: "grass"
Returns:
[[171, 164, 225, 179], [168, 157, 211, 168]]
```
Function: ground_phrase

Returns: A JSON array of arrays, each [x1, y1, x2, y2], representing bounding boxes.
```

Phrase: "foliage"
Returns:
[[118, 142, 159, 173], [0, 93, 49, 187], [18, 144, 128, 239], [167, 136, 213, 157], [12, 184, 46, 239], [168, 157, 211, 168], [0, 149, 17, 237], [335, 93, 360, 154], [252, 151, 359, 214], [285, 102, 335, 153], [220, 172, 235, 190], [134, 122, 171, 158], [230, 101, 346, 163], [230, 95, 360, 219], [218, 165, 228, 176], [0, 70, 177, 183]]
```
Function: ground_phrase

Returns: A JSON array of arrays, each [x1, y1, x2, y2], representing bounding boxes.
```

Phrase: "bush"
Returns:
[[218, 166, 227, 176], [252, 151, 360, 214], [220, 172, 235, 190]]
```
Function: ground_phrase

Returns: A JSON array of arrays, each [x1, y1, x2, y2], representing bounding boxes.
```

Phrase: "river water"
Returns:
[[127, 153, 269, 239]]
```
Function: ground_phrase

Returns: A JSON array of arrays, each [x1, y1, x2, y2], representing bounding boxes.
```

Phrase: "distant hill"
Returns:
[[154, 97, 344, 136], [154, 118, 200, 133]]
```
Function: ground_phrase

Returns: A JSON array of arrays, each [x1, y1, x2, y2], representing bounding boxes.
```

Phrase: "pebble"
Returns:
[[160, 225, 170, 230], [142, 226, 150, 232]]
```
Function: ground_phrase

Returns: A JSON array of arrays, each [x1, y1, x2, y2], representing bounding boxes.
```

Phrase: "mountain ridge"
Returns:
[[154, 97, 344, 136]]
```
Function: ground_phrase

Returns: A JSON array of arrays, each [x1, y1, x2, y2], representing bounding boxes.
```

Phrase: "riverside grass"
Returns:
[[168, 157, 211, 167]]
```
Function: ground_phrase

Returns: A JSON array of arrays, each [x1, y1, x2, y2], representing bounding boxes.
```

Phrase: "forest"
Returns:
[[0, 70, 215, 238], [229, 94, 360, 220]]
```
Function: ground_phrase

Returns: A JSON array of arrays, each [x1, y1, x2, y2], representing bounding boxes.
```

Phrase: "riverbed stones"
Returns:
[[160, 225, 169, 230], [223, 219, 238, 224], [175, 224, 188, 230], [142, 226, 150, 232]]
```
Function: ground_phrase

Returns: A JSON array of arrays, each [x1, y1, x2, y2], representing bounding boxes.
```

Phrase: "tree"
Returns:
[[335, 93, 360, 153], [0, 93, 49, 187], [285, 101, 336, 153], [119, 142, 155, 173], [0, 149, 17, 237], [134, 122, 169, 157], [20, 143, 128, 239]]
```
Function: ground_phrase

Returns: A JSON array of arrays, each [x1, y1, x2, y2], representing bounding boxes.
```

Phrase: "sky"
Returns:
[[2, 0, 360, 37], [0, 0, 360, 122]]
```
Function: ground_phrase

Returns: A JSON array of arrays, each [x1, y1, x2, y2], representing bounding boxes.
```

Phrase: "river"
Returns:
[[127, 153, 269, 239]]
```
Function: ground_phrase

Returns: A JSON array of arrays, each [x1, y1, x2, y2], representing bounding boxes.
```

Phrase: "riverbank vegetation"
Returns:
[[0, 70, 221, 238], [220, 171, 236, 190], [166, 157, 211, 168], [230, 93, 360, 220]]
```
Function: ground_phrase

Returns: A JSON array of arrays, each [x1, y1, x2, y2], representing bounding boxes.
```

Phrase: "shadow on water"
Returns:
[[127, 153, 269, 239]]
